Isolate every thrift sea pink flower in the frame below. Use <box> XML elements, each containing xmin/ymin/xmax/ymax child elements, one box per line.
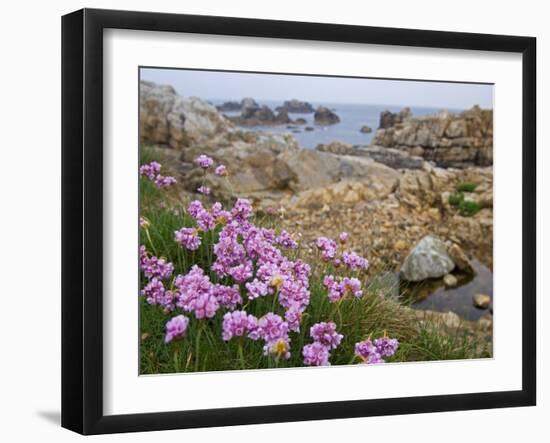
<box><xmin>165</xmin><ymin>315</ymin><xmax>189</xmax><ymax>343</ymax></box>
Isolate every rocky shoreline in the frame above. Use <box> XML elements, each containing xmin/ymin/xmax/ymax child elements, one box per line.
<box><xmin>139</xmin><ymin>80</ymin><xmax>493</xmax><ymax>332</ymax></box>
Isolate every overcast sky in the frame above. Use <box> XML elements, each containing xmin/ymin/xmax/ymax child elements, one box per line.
<box><xmin>140</xmin><ymin>68</ymin><xmax>493</xmax><ymax>109</ymax></box>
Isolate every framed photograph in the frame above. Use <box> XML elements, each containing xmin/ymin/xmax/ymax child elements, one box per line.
<box><xmin>61</xmin><ymin>8</ymin><xmax>536</xmax><ymax>435</ymax></box>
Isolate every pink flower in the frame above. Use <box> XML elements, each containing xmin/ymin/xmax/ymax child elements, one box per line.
<box><xmin>374</xmin><ymin>337</ymin><xmax>399</xmax><ymax>358</ymax></box>
<box><xmin>174</xmin><ymin>227</ymin><xmax>201</xmax><ymax>250</ymax></box>
<box><xmin>222</xmin><ymin>310</ymin><xmax>258</xmax><ymax>341</ymax></box>
<box><xmin>339</xmin><ymin>232</ymin><xmax>349</xmax><ymax>243</ymax></box>
<box><xmin>355</xmin><ymin>339</ymin><xmax>384</xmax><ymax>364</ymax></box>
<box><xmin>197</xmin><ymin>185</ymin><xmax>210</xmax><ymax>195</ymax></box>
<box><xmin>245</xmin><ymin>279</ymin><xmax>269</xmax><ymax>300</ymax></box>
<box><xmin>215</xmin><ymin>164</ymin><xmax>227</xmax><ymax>176</ymax></box>
<box><xmin>303</xmin><ymin>342</ymin><xmax>330</xmax><ymax>366</ymax></box>
<box><xmin>195</xmin><ymin>154</ymin><xmax>214</xmax><ymax>169</ymax></box>
<box><xmin>165</xmin><ymin>315</ymin><xmax>189</xmax><ymax>343</ymax></box>
<box><xmin>154</xmin><ymin>175</ymin><xmax>177</xmax><ymax>188</ymax></box>
<box><xmin>139</xmin><ymin>161</ymin><xmax>161</xmax><ymax>179</ymax></box>
<box><xmin>342</xmin><ymin>251</ymin><xmax>369</xmax><ymax>271</ymax></box>
<box><xmin>213</xmin><ymin>284</ymin><xmax>242</xmax><ymax>310</ymax></box>
<box><xmin>310</xmin><ymin>322</ymin><xmax>343</xmax><ymax>350</ymax></box>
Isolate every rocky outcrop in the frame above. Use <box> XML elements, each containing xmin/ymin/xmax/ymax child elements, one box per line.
<box><xmin>276</xmin><ymin>99</ymin><xmax>314</xmax><ymax>113</ymax></box>
<box><xmin>379</xmin><ymin>107</ymin><xmax>412</xmax><ymax>129</ymax></box>
<box><xmin>227</xmin><ymin>103</ymin><xmax>297</xmax><ymax>126</ymax></box>
<box><xmin>400</xmin><ymin>236</ymin><xmax>455</xmax><ymax>281</ymax></box>
<box><xmin>360</xmin><ymin>125</ymin><xmax>373</xmax><ymax>133</ymax></box>
<box><xmin>314</xmin><ymin>106</ymin><xmax>340</xmax><ymax>125</ymax></box>
<box><xmin>140</xmin><ymin>81</ymin><xmax>233</xmax><ymax>149</ymax></box>
<box><xmin>316</xmin><ymin>142</ymin><xmax>424</xmax><ymax>169</ymax></box>
<box><xmin>372</xmin><ymin>106</ymin><xmax>493</xmax><ymax>168</ymax></box>
<box><xmin>316</xmin><ymin>141</ymin><xmax>356</xmax><ymax>155</ymax></box>
<box><xmin>216</xmin><ymin>100</ymin><xmax>242</xmax><ymax>112</ymax></box>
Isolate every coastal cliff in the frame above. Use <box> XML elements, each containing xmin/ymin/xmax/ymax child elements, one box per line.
<box><xmin>371</xmin><ymin>106</ymin><xmax>493</xmax><ymax>168</ymax></box>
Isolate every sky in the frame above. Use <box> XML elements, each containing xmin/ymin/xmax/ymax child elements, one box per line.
<box><xmin>140</xmin><ymin>68</ymin><xmax>493</xmax><ymax>109</ymax></box>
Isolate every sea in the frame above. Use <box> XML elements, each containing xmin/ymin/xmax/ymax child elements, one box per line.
<box><xmin>211</xmin><ymin>99</ymin><xmax>465</xmax><ymax>149</ymax></box>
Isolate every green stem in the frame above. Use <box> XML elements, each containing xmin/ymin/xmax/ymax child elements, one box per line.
<box><xmin>194</xmin><ymin>325</ymin><xmax>203</xmax><ymax>372</ymax></box>
<box><xmin>238</xmin><ymin>339</ymin><xmax>246</xmax><ymax>370</ymax></box>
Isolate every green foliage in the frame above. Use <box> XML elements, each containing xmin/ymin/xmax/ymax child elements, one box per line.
<box><xmin>448</xmin><ymin>186</ymin><xmax>481</xmax><ymax>217</ymax></box>
<box><xmin>448</xmin><ymin>192</ymin><xmax>464</xmax><ymax>207</ymax></box>
<box><xmin>456</xmin><ymin>182</ymin><xmax>478</xmax><ymax>193</ymax></box>
<box><xmin>458</xmin><ymin>200</ymin><xmax>481</xmax><ymax>217</ymax></box>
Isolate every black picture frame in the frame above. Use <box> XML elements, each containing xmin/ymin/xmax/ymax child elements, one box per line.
<box><xmin>61</xmin><ymin>8</ymin><xmax>537</xmax><ymax>435</ymax></box>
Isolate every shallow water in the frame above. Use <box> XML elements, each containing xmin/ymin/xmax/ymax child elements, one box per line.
<box><xmin>399</xmin><ymin>259</ymin><xmax>493</xmax><ymax>321</ymax></box>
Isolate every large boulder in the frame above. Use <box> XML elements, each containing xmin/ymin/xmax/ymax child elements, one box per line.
<box><xmin>400</xmin><ymin>235</ymin><xmax>455</xmax><ymax>281</ymax></box>
<box><xmin>139</xmin><ymin>81</ymin><xmax>232</xmax><ymax>148</ymax></box>
<box><xmin>314</xmin><ymin>106</ymin><xmax>340</xmax><ymax>125</ymax></box>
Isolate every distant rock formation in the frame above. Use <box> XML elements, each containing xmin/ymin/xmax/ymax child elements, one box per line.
<box><xmin>371</xmin><ymin>106</ymin><xmax>493</xmax><ymax>168</ymax></box>
<box><xmin>379</xmin><ymin>107</ymin><xmax>412</xmax><ymax>129</ymax></box>
<box><xmin>276</xmin><ymin>99</ymin><xmax>314</xmax><ymax>113</ymax></box>
<box><xmin>216</xmin><ymin>100</ymin><xmax>242</xmax><ymax>112</ymax></box>
<box><xmin>314</xmin><ymin>106</ymin><xmax>340</xmax><ymax>125</ymax></box>
<box><xmin>360</xmin><ymin>125</ymin><xmax>372</xmax><ymax>133</ymax></box>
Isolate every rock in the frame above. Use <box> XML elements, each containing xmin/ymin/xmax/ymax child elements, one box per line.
<box><xmin>473</xmin><ymin>293</ymin><xmax>491</xmax><ymax>309</ymax></box>
<box><xmin>356</xmin><ymin>146</ymin><xmax>425</xmax><ymax>169</ymax></box>
<box><xmin>314</xmin><ymin>106</ymin><xmax>340</xmax><ymax>125</ymax></box>
<box><xmin>316</xmin><ymin>144</ymin><xmax>424</xmax><ymax>170</ymax></box>
<box><xmin>139</xmin><ymin>80</ymin><xmax>232</xmax><ymax>148</ymax></box>
<box><xmin>216</xmin><ymin>100</ymin><xmax>241</xmax><ymax>112</ymax></box>
<box><xmin>241</xmin><ymin>97</ymin><xmax>259</xmax><ymax>109</ymax></box>
<box><xmin>400</xmin><ymin>235</ymin><xmax>455</xmax><ymax>281</ymax></box>
<box><xmin>447</xmin><ymin>243</ymin><xmax>475</xmax><ymax>274</ymax></box>
<box><xmin>443</xmin><ymin>273</ymin><xmax>458</xmax><ymax>287</ymax></box>
<box><xmin>305</xmin><ymin>126</ymin><xmax>314</xmax><ymax>131</ymax></box>
<box><xmin>316</xmin><ymin>141</ymin><xmax>355</xmax><ymax>155</ymax></box>
<box><xmin>379</xmin><ymin>107</ymin><xmax>412</xmax><ymax>129</ymax></box>
<box><xmin>276</xmin><ymin>99</ymin><xmax>314</xmax><ymax>113</ymax></box>
<box><xmin>372</xmin><ymin>106</ymin><xmax>493</xmax><ymax>168</ymax></box>
<box><xmin>394</xmin><ymin>239</ymin><xmax>408</xmax><ymax>251</ymax></box>
<box><xmin>241</xmin><ymin>104</ymin><xmax>274</xmax><ymax>121</ymax></box>
<box><xmin>295</xmin><ymin>118</ymin><xmax>307</xmax><ymax>125</ymax></box>
<box><xmin>360</xmin><ymin>125</ymin><xmax>373</xmax><ymax>133</ymax></box>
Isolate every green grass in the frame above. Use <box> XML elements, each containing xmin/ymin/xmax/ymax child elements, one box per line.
<box><xmin>458</xmin><ymin>200</ymin><xmax>481</xmax><ymax>217</ymax></box>
<box><xmin>139</xmin><ymin>147</ymin><xmax>491</xmax><ymax>373</ymax></box>
<box><xmin>448</xmin><ymin>185</ymin><xmax>481</xmax><ymax>217</ymax></box>
<box><xmin>456</xmin><ymin>181</ymin><xmax>479</xmax><ymax>193</ymax></box>
<box><xmin>448</xmin><ymin>192</ymin><xmax>464</xmax><ymax>207</ymax></box>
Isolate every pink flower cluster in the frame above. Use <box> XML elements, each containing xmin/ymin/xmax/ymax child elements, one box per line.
<box><xmin>222</xmin><ymin>310</ymin><xmax>258</xmax><ymax>341</ymax></box>
<box><xmin>139</xmin><ymin>153</ymin><xmax>388</xmax><ymax>370</ymax></box>
<box><xmin>174</xmin><ymin>227</ymin><xmax>201</xmax><ymax>251</ymax></box>
<box><xmin>323</xmin><ymin>275</ymin><xmax>363</xmax><ymax>302</ymax></box>
<box><xmin>302</xmin><ymin>321</ymin><xmax>343</xmax><ymax>366</ymax></box>
<box><xmin>315</xmin><ymin>234</ymin><xmax>369</xmax><ymax>272</ymax></box>
<box><xmin>140</xmin><ymin>246</ymin><xmax>174</xmax><ymax>280</ymax></box>
<box><xmin>139</xmin><ymin>161</ymin><xmax>176</xmax><ymax>188</ymax></box>
<box><xmin>354</xmin><ymin>336</ymin><xmax>399</xmax><ymax>364</ymax></box>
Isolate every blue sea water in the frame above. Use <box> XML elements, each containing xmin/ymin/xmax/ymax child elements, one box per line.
<box><xmin>212</xmin><ymin>99</ymin><xmax>465</xmax><ymax>149</ymax></box>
